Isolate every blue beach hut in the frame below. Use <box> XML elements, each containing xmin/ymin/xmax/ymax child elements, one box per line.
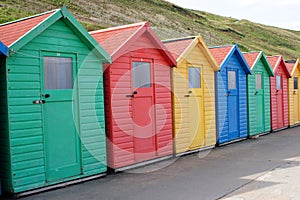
<box><xmin>209</xmin><ymin>44</ymin><xmax>251</xmax><ymax>145</ymax></box>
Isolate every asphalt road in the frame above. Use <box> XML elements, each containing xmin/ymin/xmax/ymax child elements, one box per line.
<box><xmin>17</xmin><ymin>126</ymin><xmax>300</xmax><ymax>200</ymax></box>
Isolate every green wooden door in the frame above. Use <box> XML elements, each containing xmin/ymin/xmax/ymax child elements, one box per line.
<box><xmin>42</xmin><ymin>52</ymin><xmax>81</xmax><ymax>182</ymax></box>
<box><xmin>255</xmin><ymin>73</ymin><xmax>264</xmax><ymax>133</ymax></box>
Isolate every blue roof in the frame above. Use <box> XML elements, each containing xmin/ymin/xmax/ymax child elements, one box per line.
<box><xmin>0</xmin><ymin>41</ymin><xmax>8</xmax><ymax>57</ymax></box>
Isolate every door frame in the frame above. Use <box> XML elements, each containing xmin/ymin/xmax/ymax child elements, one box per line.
<box><xmin>293</xmin><ymin>75</ymin><xmax>300</xmax><ymax>123</ymax></box>
<box><xmin>40</xmin><ymin>50</ymin><xmax>82</xmax><ymax>181</ymax></box>
<box><xmin>227</xmin><ymin>67</ymin><xmax>240</xmax><ymax>139</ymax></box>
<box><xmin>186</xmin><ymin>64</ymin><xmax>205</xmax><ymax>148</ymax></box>
<box><xmin>255</xmin><ymin>71</ymin><xmax>265</xmax><ymax>132</ymax></box>
<box><xmin>130</xmin><ymin>57</ymin><xmax>157</xmax><ymax>159</ymax></box>
<box><xmin>275</xmin><ymin>73</ymin><xmax>284</xmax><ymax>127</ymax></box>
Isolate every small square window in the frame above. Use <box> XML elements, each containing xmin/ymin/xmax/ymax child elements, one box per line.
<box><xmin>44</xmin><ymin>57</ymin><xmax>73</xmax><ymax>90</ymax></box>
<box><xmin>294</xmin><ymin>77</ymin><xmax>298</xmax><ymax>90</ymax></box>
<box><xmin>132</xmin><ymin>62</ymin><xmax>151</xmax><ymax>88</ymax></box>
<box><xmin>188</xmin><ymin>67</ymin><xmax>201</xmax><ymax>88</ymax></box>
<box><xmin>228</xmin><ymin>70</ymin><xmax>236</xmax><ymax>89</ymax></box>
<box><xmin>276</xmin><ymin>76</ymin><xmax>281</xmax><ymax>90</ymax></box>
<box><xmin>256</xmin><ymin>74</ymin><xmax>262</xmax><ymax>90</ymax></box>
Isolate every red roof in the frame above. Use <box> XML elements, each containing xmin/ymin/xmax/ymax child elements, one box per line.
<box><xmin>90</xmin><ymin>22</ymin><xmax>146</xmax><ymax>56</ymax></box>
<box><xmin>266</xmin><ymin>56</ymin><xmax>281</xmax><ymax>70</ymax></box>
<box><xmin>0</xmin><ymin>11</ymin><xmax>55</xmax><ymax>47</ymax></box>
<box><xmin>243</xmin><ymin>52</ymin><xmax>260</xmax><ymax>69</ymax></box>
<box><xmin>163</xmin><ymin>37</ymin><xmax>194</xmax><ymax>60</ymax></box>
<box><xmin>285</xmin><ymin>62</ymin><xmax>296</xmax><ymax>73</ymax></box>
<box><xmin>209</xmin><ymin>45</ymin><xmax>233</xmax><ymax>66</ymax></box>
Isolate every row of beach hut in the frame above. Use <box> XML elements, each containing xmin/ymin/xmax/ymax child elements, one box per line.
<box><xmin>0</xmin><ymin>6</ymin><xmax>299</xmax><ymax>195</ymax></box>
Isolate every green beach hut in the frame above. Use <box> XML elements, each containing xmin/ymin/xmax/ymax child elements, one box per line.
<box><xmin>0</xmin><ymin>7</ymin><xmax>111</xmax><ymax>195</ymax></box>
<box><xmin>243</xmin><ymin>51</ymin><xmax>274</xmax><ymax>136</ymax></box>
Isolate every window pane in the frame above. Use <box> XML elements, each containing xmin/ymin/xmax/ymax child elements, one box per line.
<box><xmin>188</xmin><ymin>67</ymin><xmax>201</xmax><ymax>88</ymax></box>
<box><xmin>228</xmin><ymin>71</ymin><xmax>236</xmax><ymax>89</ymax></box>
<box><xmin>276</xmin><ymin>75</ymin><xmax>281</xmax><ymax>90</ymax></box>
<box><xmin>44</xmin><ymin>57</ymin><xmax>73</xmax><ymax>90</ymax></box>
<box><xmin>294</xmin><ymin>77</ymin><xmax>298</xmax><ymax>90</ymax></box>
<box><xmin>132</xmin><ymin>62</ymin><xmax>151</xmax><ymax>88</ymax></box>
<box><xmin>256</xmin><ymin>74</ymin><xmax>262</xmax><ymax>89</ymax></box>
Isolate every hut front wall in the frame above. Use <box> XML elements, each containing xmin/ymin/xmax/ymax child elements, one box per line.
<box><xmin>288</xmin><ymin>65</ymin><xmax>300</xmax><ymax>126</ymax></box>
<box><xmin>4</xmin><ymin>19</ymin><xmax>106</xmax><ymax>193</ymax></box>
<box><xmin>106</xmin><ymin>33</ymin><xmax>173</xmax><ymax>169</ymax></box>
<box><xmin>172</xmin><ymin>44</ymin><xmax>216</xmax><ymax>154</ymax></box>
<box><xmin>270</xmin><ymin>64</ymin><xmax>289</xmax><ymax>130</ymax></box>
<box><xmin>216</xmin><ymin>51</ymin><xmax>248</xmax><ymax>144</ymax></box>
<box><xmin>247</xmin><ymin>59</ymin><xmax>271</xmax><ymax>136</ymax></box>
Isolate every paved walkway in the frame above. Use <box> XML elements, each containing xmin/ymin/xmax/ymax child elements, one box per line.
<box><xmin>15</xmin><ymin>126</ymin><xmax>300</xmax><ymax>200</ymax></box>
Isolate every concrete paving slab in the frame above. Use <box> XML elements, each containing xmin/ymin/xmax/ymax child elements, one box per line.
<box><xmin>6</xmin><ymin>126</ymin><xmax>300</xmax><ymax>200</ymax></box>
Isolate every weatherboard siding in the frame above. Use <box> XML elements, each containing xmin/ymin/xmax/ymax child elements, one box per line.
<box><xmin>106</xmin><ymin>33</ymin><xmax>173</xmax><ymax>169</ymax></box>
<box><xmin>270</xmin><ymin>63</ymin><xmax>289</xmax><ymax>131</ymax></box>
<box><xmin>172</xmin><ymin>44</ymin><xmax>216</xmax><ymax>154</ymax></box>
<box><xmin>288</xmin><ymin>66</ymin><xmax>300</xmax><ymax>126</ymax></box>
<box><xmin>216</xmin><ymin>52</ymin><xmax>248</xmax><ymax>144</ymax></box>
<box><xmin>5</xmin><ymin>19</ymin><xmax>106</xmax><ymax>193</ymax></box>
<box><xmin>0</xmin><ymin>57</ymin><xmax>13</xmax><ymax>192</ymax></box>
<box><xmin>247</xmin><ymin>59</ymin><xmax>271</xmax><ymax>136</ymax></box>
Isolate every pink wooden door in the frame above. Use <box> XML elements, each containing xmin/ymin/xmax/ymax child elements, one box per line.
<box><xmin>276</xmin><ymin>75</ymin><xmax>284</xmax><ymax>128</ymax></box>
<box><xmin>131</xmin><ymin>59</ymin><xmax>156</xmax><ymax>162</ymax></box>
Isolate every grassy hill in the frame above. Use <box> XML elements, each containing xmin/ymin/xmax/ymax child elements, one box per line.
<box><xmin>1</xmin><ymin>0</ymin><xmax>299</xmax><ymax>59</ymax></box>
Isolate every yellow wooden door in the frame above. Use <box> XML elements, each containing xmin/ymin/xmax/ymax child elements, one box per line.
<box><xmin>293</xmin><ymin>75</ymin><xmax>300</xmax><ymax>124</ymax></box>
<box><xmin>187</xmin><ymin>66</ymin><xmax>204</xmax><ymax>150</ymax></box>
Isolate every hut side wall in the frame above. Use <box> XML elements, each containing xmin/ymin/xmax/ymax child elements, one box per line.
<box><xmin>0</xmin><ymin>57</ymin><xmax>13</xmax><ymax>192</ymax></box>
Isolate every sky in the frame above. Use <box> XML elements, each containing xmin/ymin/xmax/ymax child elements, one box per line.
<box><xmin>166</xmin><ymin>0</ymin><xmax>300</xmax><ymax>30</ymax></box>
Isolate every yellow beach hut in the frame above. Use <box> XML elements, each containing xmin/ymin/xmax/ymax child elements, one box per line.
<box><xmin>286</xmin><ymin>59</ymin><xmax>300</xmax><ymax>126</ymax></box>
<box><xmin>163</xmin><ymin>35</ymin><xmax>219</xmax><ymax>155</ymax></box>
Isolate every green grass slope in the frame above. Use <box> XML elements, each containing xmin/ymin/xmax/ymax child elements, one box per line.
<box><xmin>1</xmin><ymin>0</ymin><xmax>299</xmax><ymax>58</ymax></box>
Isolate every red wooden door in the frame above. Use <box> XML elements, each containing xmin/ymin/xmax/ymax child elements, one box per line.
<box><xmin>276</xmin><ymin>75</ymin><xmax>284</xmax><ymax>128</ymax></box>
<box><xmin>131</xmin><ymin>59</ymin><xmax>156</xmax><ymax>162</ymax></box>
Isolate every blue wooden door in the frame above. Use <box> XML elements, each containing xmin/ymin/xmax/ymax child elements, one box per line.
<box><xmin>227</xmin><ymin>69</ymin><xmax>239</xmax><ymax>140</ymax></box>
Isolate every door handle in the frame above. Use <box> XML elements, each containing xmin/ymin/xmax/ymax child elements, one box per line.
<box><xmin>255</xmin><ymin>91</ymin><xmax>258</xmax><ymax>95</ymax></box>
<box><xmin>184</xmin><ymin>94</ymin><xmax>190</xmax><ymax>97</ymax></box>
<box><xmin>126</xmin><ymin>91</ymin><xmax>138</xmax><ymax>98</ymax></box>
<box><xmin>32</xmin><ymin>100</ymin><xmax>45</xmax><ymax>104</ymax></box>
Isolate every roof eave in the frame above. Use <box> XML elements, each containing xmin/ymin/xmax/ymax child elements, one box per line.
<box><xmin>175</xmin><ymin>37</ymin><xmax>197</xmax><ymax>65</ymax></box>
<box><xmin>60</xmin><ymin>6</ymin><xmax>111</xmax><ymax>63</ymax></box>
<box><xmin>197</xmin><ymin>35</ymin><xmax>219</xmax><ymax>71</ymax></box>
<box><xmin>146</xmin><ymin>26</ymin><xmax>177</xmax><ymax>67</ymax></box>
<box><xmin>290</xmin><ymin>59</ymin><xmax>300</xmax><ymax>75</ymax></box>
<box><xmin>8</xmin><ymin>9</ymin><xmax>61</xmax><ymax>52</ymax></box>
<box><xmin>252</xmin><ymin>51</ymin><xmax>274</xmax><ymax>76</ymax></box>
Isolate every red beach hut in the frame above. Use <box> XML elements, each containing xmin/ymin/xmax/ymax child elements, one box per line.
<box><xmin>90</xmin><ymin>22</ymin><xmax>176</xmax><ymax>171</ymax></box>
<box><xmin>267</xmin><ymin>56</ymin><xmax>291</xmax><ymax>131</ymax></box>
